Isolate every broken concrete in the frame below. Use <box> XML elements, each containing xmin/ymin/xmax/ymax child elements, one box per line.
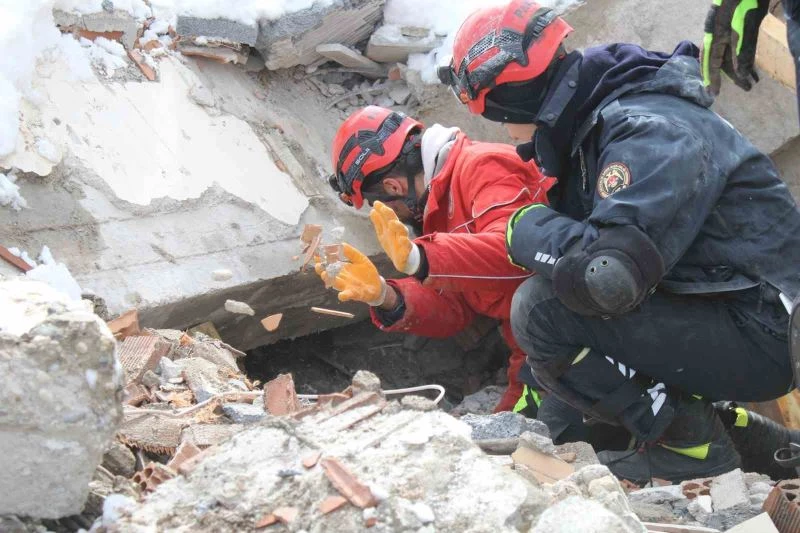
<box><xmin>256</xmin><ymin>0</ymin><xmax>385</xmax><ymax>70</ymax></box>
<box><xmin>366</xmin><ymin>24</ymin><xmax>442</xmax><ymax>63</ymax></box>
<box><xmin>316</xmin><ymin>43</ymin><xmax>386</xmax><ymax>78</ymax></box>
<box><xmin>53</xmin><ymin>8</ymin><xmax>140</xmax><ymax>50</ymax></box>
<box><xmin>176</xmin><ymin>16</ymin><xmax>258</xmax><ymax>45</ymax></box>
<box><xmin>0</xmin><ymin>279</ymin><xmax>122</xmax><ymax>518</ymax></box>
<box><xmin>462</xmin><ymin>411</ymin><xmax>550</xmax><ymax>441</ymax></box>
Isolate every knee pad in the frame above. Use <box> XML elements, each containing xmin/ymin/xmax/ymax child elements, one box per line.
<box><xmin>553</xmin><ymin>225</ymin><xmax>665</xmax><ymax>316</ymax></box>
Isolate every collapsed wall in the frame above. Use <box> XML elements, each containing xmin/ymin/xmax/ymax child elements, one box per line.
<box><xmin>0</xmin><ymin>279</ymin><xmax>122</xmax><ymax>518</ymax></box>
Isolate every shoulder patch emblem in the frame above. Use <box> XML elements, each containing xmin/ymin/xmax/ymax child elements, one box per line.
<box><xmin>597</xmin><ymin>162</ymin><xmax>631</xmax><ymax>199</ymax></box>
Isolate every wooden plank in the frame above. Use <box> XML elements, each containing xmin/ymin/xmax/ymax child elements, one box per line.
<box><xmin>311</xmin><ymin>307</ymin><xmax>355</xmax><ymax>319</ymax></box>
<box><xmin>755</xmin><ymin>13</ymin><xmax>797</xmax><ymax>90</ymax></box>
<box><xmin>0</xmin><ymin>244</ymin><xmax>33</xmax><ymax>272</ymax></box>
<box><xmin>746</xmin><ymin>389</ymin><xmax>800</xmax><ymax>430</ymax></box>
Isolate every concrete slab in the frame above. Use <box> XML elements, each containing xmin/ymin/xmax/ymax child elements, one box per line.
<box><xmin>316</xmin><ymin>43</ymin><xmax>386</xmax><ymax>78</ymax></box>
<box><xmin>563</xmin><ymin>0</ymin><xmax>799</xmax><ymax>155</ymax></box>
<box><xmin>176</xmin><ymin>16</ymin><xmax>258</xmax><ymax>45</ymax></box>
<box><xmin>0</xmin><ymin>53</ymin><xmax>386</xmax><ymax>350</ymax></box>
<box><xmin>256</xmin><ymin>0</ymin><xmax>385</xmax><ymax>70</ymax></box>
<box><xmin>366</xmin><ymin>24</ymin><xmax>442</xmax><ymax>63</ymax></box>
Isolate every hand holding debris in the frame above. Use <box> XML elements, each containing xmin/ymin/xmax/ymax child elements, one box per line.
<box><xmin>369</xmin><ymin>201</ymin><xmax>420</xmax><ymax>275</ymax></box>
<box><xmin>315</xmin><ymin>243</ymin><xmax>387</xmax><ymax>306</ymax></box>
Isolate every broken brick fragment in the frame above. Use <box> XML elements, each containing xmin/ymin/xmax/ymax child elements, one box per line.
<box><xmin>319</xmin><ymin>495</ymin><xmax>348</xmax><ymax>515</ymax></box>
<box><xmin>261</xmin><ymin>314</ymin><xmax>283</xmax><ymax>332</ymax></box>
<box><xmin>263</xmin><ymin>373</ymin><xmax>301</xmax><ymax>416</ymax></box>
<box><xmin>302</xmin><ymin>451</ymin><xmax>322</xmax><ymax>469</ymax></box>
<box><xmin>316</xmin><ymin>393</ymin><xmax>351</xmax><ymax>407</ymax></box>
<box><xmin>764</xmin><ymin>484</ymin><xmax>800</xmax><ymax>532</ymax></box>
<box><xmin>118</xmin><ymin>336</ymin><xmax>170</xmax><ymax>385</ymax></box>
<box><xmin>255</xmin><ymin>513</ymin><xmax>277</xmax><ymax>528</ymax></box>
<box><xmin>106</xmin><ymin>309</ymin><xmax>140</xmax><ymax>340</ymax></box>
<box><xmin>131</xmin><ymin>462</ymin><xmax>176</xmax><ymax>492</ymax></box>
<box><xmin>167</xmin><ymin>441</ymin><xmax>201</xmax><ymax>472</ymax></box>
<box><xmin>510</xmin><ymin>447</ymin><xmax>574</xmax><ymax>484</ymax></box>
<box><xmin>301</xmin><ymin>234</ymin><xmax>322</xmax><ymax>272</ymax></box>
<box><xmin>301</xmin><ymin>224</ymin><xmax>323</xmax><ymax>244</ymax></box>
<box><xmin>320</xmin><ymin>457</ymin><xmax>376</xmax><ymax>508</ymax></box>
<box><xmin>123</xmin><ymin>383</ymin><xmax>150</xmax><ymax>406</ymax></box>
<box><xmin>127</xmin><ymin>50</ymin><xmax>156</xmax><ymax>81</ymax></box>
<box><xmin>177</xmin><ymin>445</ymin><xmax>219</xmax><ymax>476</ymax></box>
<box><xmin>273</xmin><ymin>506</ymin><xmax>299</xmax><ymax>524</ymax></box>
<box><xmin>365</xmin><ymin>517</ymin><xmax>377</xmax><ymax>527</ymax></box>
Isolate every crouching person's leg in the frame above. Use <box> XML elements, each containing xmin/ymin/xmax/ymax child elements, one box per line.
<box><xmin>510</xmin><ymin>276</ymin><xmax>741</xmax><ymax>483</ymax></box>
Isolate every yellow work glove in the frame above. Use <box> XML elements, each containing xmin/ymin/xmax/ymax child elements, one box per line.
<box><xmin>314</xmin><ymin>243</ymin><xmax>387</xmax><ymax>306</ymax></box>
<box><xmin>369</xmin><ymin>201</ymin><xmax>421</xmax><ymax>275</ymax></box>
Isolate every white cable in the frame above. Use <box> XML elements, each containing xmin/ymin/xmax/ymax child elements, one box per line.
<box><xmin>298</xmin><ymin>384</ymin><xmax>446</xmax><ymax>405</ymax></box>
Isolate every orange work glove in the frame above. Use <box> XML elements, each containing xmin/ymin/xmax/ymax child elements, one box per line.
<box><xmin>369</xmin><ymin>201</ymin><xmax>420</xmax><ymax>275</ymax></box>
<box><xmin>315</xmin><ymin>243</ymin><xmax>387</xmax><ymax>306</ymax></box>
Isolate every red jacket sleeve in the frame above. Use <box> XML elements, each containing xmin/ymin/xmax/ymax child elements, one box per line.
<box><xmin>369</xmin><ymin>277</ymin><xmax>476</xmax><ymax>337</ymax></box>
<box><xmin>417</xmin><ymin>171</ymin><xmax>553</xmax><ymax>293</ymax></box>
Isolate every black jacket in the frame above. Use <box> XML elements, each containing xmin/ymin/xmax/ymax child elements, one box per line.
<box><xmin>508</xmin><ymin>53</ymin><xmax>800</xmax><ymax>302</ymax></box>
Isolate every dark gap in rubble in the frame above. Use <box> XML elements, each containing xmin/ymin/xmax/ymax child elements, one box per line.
<box><xmin>245</xmin><ymin>318</ymin><xmax>510</xmax><ymax>409</ymax></box>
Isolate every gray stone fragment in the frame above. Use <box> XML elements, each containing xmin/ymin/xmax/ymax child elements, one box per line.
<box><xmin>400</xmin><ymin>395</ymin><xmax>438</xmax><ymax>411</ymax></box>
<box><xmin>189</xmin><ymin>83</ymin><xmax>216</xmax><ymax>108</ymax></box>
<box><xmin>351</xmin><ymin>369</ymin><xmax>382</xmax><ymax>395</ymax></box>
<box><xmin>0</xmin><ymin>279</ymin><xmax>122</xmax><ymax>518</ymax></box>
<box><xmin>461</xmin><ymin>411</ymin><xmax>550</xmax><ymax>441</ymax></box>
<box><xmin>102</xmin><ymin>441</ymin><xmax>136</xmax><ymax>478</ymax></box>
<box><xmin>710</xmin><ymin>468</ymin><xmax>748</xmax><ymax>511</ymax></box>
<box><xmin>532</xmin><ymin>496</ymin><xmax>643</xmax><ymax>533</ymax></box>
<box><xmin>687</xmin><ymin>494</ymin><xmax>713</xmax><ymax>522</ymax></box>
<box><xmin>141</xmin><ymin>370</ymin><xmax>160</xmax><ymax>389</ymax></box>
<box><xmin>176</xmin><ymin>16</ymin><xmax>258</xmax><ymax>45</ymax></box>
<box><xmin>366</xmin><ymin>24</ymin><xmax>442</xmax><ymax>63</ymax></box>
<box><xmin>628</xmin><ymin>484</ymin><xmax>686</xmax><ymax>506</ymax></box>
<box><xmin>518</xmin><ymin>430</ymin><xmax>557</xmax><ymax>455</ymax></box>
<box><xmin>222</xmin><ymin>402</ymin><xmax>265</xmax><ymax>424</ymax></box>
<box><xmin>554</xmin><ymin>440</ymin><xmax>600</xmax><ymax>469</ymax></box>
<box><xmin>179</xmin><ymin>357</ymin><xmax>234</xmax><ymax>403</ymax></box>
<box><xmin>389</xmin><ymin>84</ymin><xmax>411</xmax><ymax>105</ymax></box>
<box><xmin>81</xmin><ymin>10</ymin><xmax>140</xmax><ymax>50</ymax></box>
<box><xmin>450</xmin><ymin>385</ymin><xmax>504</xmax><ymax>416</ymax></box>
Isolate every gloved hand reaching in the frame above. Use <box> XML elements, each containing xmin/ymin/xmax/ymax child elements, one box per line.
<box><xmin>702</xmin><ymin>0</ymin><xmax>771</xmax><ymax>94</ymax></box>
<box><xmin>369</xmin><ymin>201</ymin><xmax>421</xmax><ymax>275</ymax></box>
<box><xmin>315</xmin><ymin>243</ymin><xmax>388</xmax><ymax>306</ymax></box>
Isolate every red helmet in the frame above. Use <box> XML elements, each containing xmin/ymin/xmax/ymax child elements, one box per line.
<box><xmin>440</xmin><ymin>0</ymin><xmax>573</xmax><ymax>115</ymax></box>
<box><xmin>329</xmin><ymin>106</ymin><xmax>423</xmax><ymax>209</ymax></box>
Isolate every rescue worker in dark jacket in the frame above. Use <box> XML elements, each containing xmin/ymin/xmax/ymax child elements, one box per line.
<box><xmin>440</xmin><ymin>0</ymin><xmax>800</xmax><ymax>482</ymax></box>
<box><xmin>702</xmin><ymin>0</ymin><xmax>800</xmax><ymax>125</ymax></box>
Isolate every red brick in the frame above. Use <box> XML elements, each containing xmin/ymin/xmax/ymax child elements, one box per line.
<box><xmin>263</xmin><ymin>373</ymin><xmax>301</xmax><ymax>416</ymax></box>
<box><xmin>118</xmin><ymin>335</ymin><xmax>169</xmax><ymax>385</ymax></box>
<box><xmin>319</xmin><ymin>495</ymin><xmax>348</xmax><ymax>514</ymax></box>
<box><xmin>107</xmin><ymin>309</ymin><xmax>140</xmax><ymax>340</ymax></box>
<box><xmin>167</xmin><ymin>441</ymin><xmax>201</xmax><ymax>472</ymax></box>
<box><xmin>302</xmin><ymin>451</ymin><xmax>322</xmax><ymax>469</ymax></box>
<box><xmin>273</xmin><ymin>507</ymin><xmax>298</xmax><ymax>524</ymax></box>
<box><xmin>320</xmin><ymin>457</ymin><xmax>376</xmax><ymax>509</ymax></box>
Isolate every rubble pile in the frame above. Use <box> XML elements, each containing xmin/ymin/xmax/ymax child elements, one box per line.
<box><xmin>108</xmin><ymin>372</ymin><xmax>651</xmax><ymax>533</ymax></box>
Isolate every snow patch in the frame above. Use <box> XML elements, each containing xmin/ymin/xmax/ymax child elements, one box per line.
<box><xmin>85</xmin><ymin>368</ymin><xmax>98</xmax><ymax>389</ymax></box>
<box><xmin>0</xmin><ymin>172</ymin><xmax>28</xmax><ymax>211</ymax></box>
<box><xmin>148</xmin><ymin>0</ymin><xmax>335</xmax><ymax>26</ymax></box>
<box><xmin>35</xmin><ymin>137</ymin><xmax>60</xmax><ymax>163</ymax></box>
<box><xmin>0</xmin><ymin>2</ymin><xmax>93</xmax><ymax>158</ymax></box>
<box><xmin>27</xmin><ymin>263</ymin><xmax>83</xmax><ymax>301</ymax></box>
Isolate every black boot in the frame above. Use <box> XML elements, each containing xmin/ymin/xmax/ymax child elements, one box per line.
<box><xmin>715</xmin><ymin>401</ymin><xmax>800</xmax><ymax>479</ymax></box>
<box><xmin>598</xmin><ymin>398</ymin><xmax>741</xmax><ymax>484</ymax></box>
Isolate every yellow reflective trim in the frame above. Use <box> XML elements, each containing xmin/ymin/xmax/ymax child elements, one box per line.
<box><xmin>513</xmin><ymin>386</ymin><xmax>530</xmax><ymax>413</ymax></box>
<box><xmin>572</xmin><ymin>347</ymin><xmax>591</xmax><ymax>365</ymax></box>
<box><xmin>661</xmin><ymin>442</ymin><xmax>711</xmax><ymax>460</ymax></box>
<box><xmin>692</xmin><ymin>394</ymin><xmax>703</xmax><ymax>400</ymax></box>
<box><xmin>702</xmin><ymin>32</ymin><xmax>714</xmax><ymax>86</ymax></box>
<box><xmin>734</xmin><ymin>407</ymin><xmax>749</xmax><ymax>427</ymax></box>
<box><xmin>732</xmin><ymin>0</ymin><xmax>758</xmax><ymax>55</ymax></box>
<box><xmin>530</xmin><ymin>387</ymin><xmax>542</xmax><ymax>408</ymax></box>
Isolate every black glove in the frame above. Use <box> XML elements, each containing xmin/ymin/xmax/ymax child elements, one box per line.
<box><xmin>702</xmin><ymin>0</ymin><xmax>772</xmax><ymax>94</ymax></box>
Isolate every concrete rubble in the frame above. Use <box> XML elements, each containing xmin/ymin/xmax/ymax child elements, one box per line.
<box><xmin>0</xmin><ymin>279</ymin><xmax>122</xmax><ymax>518</ymax></box>
<box><xmin>105</xmin><ymin>371</ymin><xmax>652</xmax><ymax>533</ymax></box>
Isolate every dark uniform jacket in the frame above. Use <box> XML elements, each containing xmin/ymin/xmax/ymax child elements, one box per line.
<box><xmin>508</xmin><ymin>51</ymin><xmax>800</xmax><ymax>308</ymax></box>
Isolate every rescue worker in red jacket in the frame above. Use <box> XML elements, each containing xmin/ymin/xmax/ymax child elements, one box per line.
<box><xmin>317</xmin><ymin>105</ymin><xmax>554</xmax><ymax>413</ymax></box>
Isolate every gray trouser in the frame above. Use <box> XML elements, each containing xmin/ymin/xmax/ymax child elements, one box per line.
<box><xmin>511</xmin><ymin>276</ymin><xmax>791</xmax><ymax>440</ymax></box>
